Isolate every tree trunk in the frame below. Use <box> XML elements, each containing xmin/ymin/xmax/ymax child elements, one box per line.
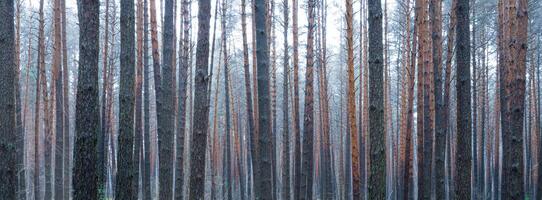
<box><xmin>292</xmin><ymin>0</ymin><xmax>302</xmax><ymax>197</ymax></box>
<box><xmin>116</xmin><ymin>0</ymin><xmax>136</xmax><ymax>198</ymax></box>
<box><xmin>345</xmin><ymin>0</ymin><xmax>360</xmax><ymax>199</ymax></box>
<box><xmin>189</xmin><ymin>0</ymin><xmax>211</xmax><ymax>197</ymax></box>
<box><xmin>455</xmin><ymin>0</ymin><xmax>472</xmax><ymax>195</ymax></box>
<box><xmin>61</xmin><ymin>0</ymin><xmax>71</xmax><ymax>198</ymax></box>
<box><xmin>158</xmin><ymin>0</ymin><xmax>176</xmax><ymax>198</ymax></box>
<box><xmin>281</xmin><ymin>0</ymin><xmax>290</xmax><ymax>198</ymax></box>
<box><xmin>0</xmin><ymin>0</ymin><xmax>17</xmax><ymax>198</ymax></box>
<box><xmin>74</xmin><ymin>0</ymin><xmax>100</xmax><ymax>199</ymax></box>
<box><xmin>499</xmin><ymin>0</ymin><xmax>527</xmax><ymax>197</ymax></box>
<box><xmin>52</xmin><ymin>0</ymin><xmax>64</xmax><ymax>197</ymax></box>
<box><xmin>368</xmin><ymin>0</ymin><xmax>385</xmax><ymax>197</ymax></box>
<box><xmin>175</xmin><ymin>0</ymin><xmax>190</xmax><ymax>197</ymax></box>
<box><xmin>143</xmin><ymin>0</ymin><xmax>152</xmax><ymax>198</ymax></box>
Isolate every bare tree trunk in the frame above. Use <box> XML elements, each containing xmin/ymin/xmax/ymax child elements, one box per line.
<box><xmin>74</xmin><ymin>0</ymin><xmax>100</xmax><ymax>199</ymax></box>
<box><xmin>368</xmin><ymin>0</ymin><xmax>385</xmax><ymax>196</ymax></box>
<box><xmin>189</xmin><ymin>0</ymin><xmax>212</xmax><ymax>196</ymax></box>
<box><xmin>345</xmin><ymin>0</ymin><xmax>360</xmax><ymax>199</ymax></box>
<box><xmin>292</xmin><ymin>0</ymin><xmax>302</xmax><ymax>196</ymax></box>
<box><xmin>281</xmin><ymin>0</ymin><xmax>290</xmax><ymax>198</ymax></box>
<box><xmin>35</xmin><ymin>1</ymin><xmax>45</xmax><ymax>198</ymax></box>
<box><xmin>455</xmin><ymin>0</ymin><xmax>472</xmax><ymax>195</ymax></box>
<box><xmin>0</xmin><ymin>0</ymin><xmax>17</xmax><ymax>198</ymax></box>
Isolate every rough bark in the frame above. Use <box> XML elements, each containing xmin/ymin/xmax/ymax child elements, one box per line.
<box><xmin>368</xmin><ymin>0</ymin><xmax>385</xmax><ymax>197</ymax></box>
<box><xmin>0</xmin><ymin>0</ymin><xmax>17</xmax><ymax>198</ymax></box>
<box><xmin>74</xmin><ymin>0</ymin><xmax>100</xmax><ymax>199</ymax></box>
<box><xmin>189</xmin><ymin>0</ymin><xmax>211</xmax><ymax>196</ymax></box>
<box><xmin>253</xmin><ymin>0</ymin><xmax>273</xmax><ymax>198</ymax></box>
<box><xmin>221</xmin><ymin>1</ymin><xmax>233</xmax><ymax>198</ymax></box>
<box><xmin>116</xmin><ymin>0</ymin><xmax>136</xmax><ymax>198</ymax></box>
<box><xmin>346</xmin><ymin>0</ymin><xmax>360</xmax><ymax>198</ymax></box>
<box><xmin>175</xmin><ymin>0</ymin><xmax>190</xmax><ymax>198</ymax></box>
<box><xmin>455</xmin><ymin>0</ymin><xmax>472</xmax><ymax>196</ymax></box>
<box><xmin>499</xmin><ymin>0</ymin><xmax>527</xmax><ymax>197</ymax></box>
<box><xmin>158</xmin><ymin>0</ymin><xmax>176</xmax><ymax>198</ymax></box>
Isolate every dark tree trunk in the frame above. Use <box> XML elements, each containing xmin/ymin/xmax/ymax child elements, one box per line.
<box><xmin>221</xmin><ymin>0</ymin><xmax>233</xmax><ymax>198</ymax></box>
<box><xmin>53</xmin><ymin>0</ymin><xmax>64</xmax><ymax>197</ymax></box>
<box><xmin>175</xmin><ymin>0</ymin><xmax>190</xmax><ymax>198</ymax></box>
<box><xmin>292</xmin><ymin>0</ymin><xmax>302</xmax><ymax>197</ymax></box>
<box><xmin>61</xmin><ymin>0</ymin><xmax>71</xmax><ymax>198</ymax></box>
<box><xmin>281</xmin><ymin>0</ymin><xmax>290</xmax><ymax>198</ymax></box>
<box><xmin>300</xmin><ymin>0</ymin><xmax>315</xmax><ymax>198</ymax></box>
<box><xmin>254</xmin><ymin>0</ymin><xmax>273</xmax><ymax>198</ymax></box>
<box><xmin>368</xmin><ymin>0</ymin><xmax>385</xmax><ymax>197</ymax></box>
<box><xmin>431</xmin><ymin>0</ymin><xmax>445</xmax><ymax>197</ymax></box>
<box><xmin>116</xmin><ymin>0</ymin><xmax>136</xmax><ymax>198</ymax></box>
<box><xmin>454</xmin><ymin>0</ymin><xmax>472</xmax><ymax>196</ymax></box>
<box><xmin>74</xmin><ymin>0</ymin><xmax>100</xmax><ymax>199</ymax></box>
<box><xmin>159</xmin><ymin>0</ymin><xmax>176</xmax><ymax>198</ymax></box>
<box><xmin>189</xmin><ymin>0</ymin><xmax>211</xmax><ymax>197</ymax></box>
<box><xmin>143</xmin><ymin>0</ymin><xmax>152</xmax><ymax>198</ymax></box>
<box><xmin>0</xmin><ymin>0</ymin><xmax>17</xmax><ymax>198</ymax></box>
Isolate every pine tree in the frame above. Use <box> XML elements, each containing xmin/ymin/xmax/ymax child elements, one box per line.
<box><xmin>455</xmin><ymin>0</ymin><xmax>472</xmax><ymax>195</ymax></box>
<box><xmin>74</xmin><ymin>0</ymin><xmax>100</xmax><ymax>199</ymax></box>
<box><xmin>0</xmin><ymin>0</ymin><xmax>17</xmax><ymax>198</ymax></box>
<box><xmin>368</xmin><ymin>0</ymin><xmax>385</xmax><ymax>197</ymax></box>
<box><xmin>189</xmin><ymin>0</ymin><xmax>212</xmax><ymax>197</ymax></box>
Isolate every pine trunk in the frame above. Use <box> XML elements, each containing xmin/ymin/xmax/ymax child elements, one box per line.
<box><xmin>74</xmin><ymin>0</ymin><xmax>100</xmax><ymax>199</ymax></box>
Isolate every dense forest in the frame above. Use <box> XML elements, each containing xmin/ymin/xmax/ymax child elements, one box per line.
<box><xmin>0</xmin><ymin>0</ymin><xmax>541</xmax><ymax>199</ymax></box>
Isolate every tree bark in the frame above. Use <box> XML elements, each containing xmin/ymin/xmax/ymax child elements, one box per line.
<box><xmin>455</xmin><ymin>0</ymin><xmax>472</xmax><ymax>195</ymax></box>
<box><xmin>0</xmin><ymin>0</ymin><xmax>17</xmax><ymax>198</ymax></box>
<box><xmin>368</xmin><ymin>0</ymin><xmax>385</xmax><ymax>197</ymax></box>
<box><xmin>189</xmin><ymin>0</ymin><xmax>211</xmax><ymax>197</ymax></box>
<box><xmin>74</xmin><ymin>0</ymin><xmax>100</xmax><ymax>199</ymax></box>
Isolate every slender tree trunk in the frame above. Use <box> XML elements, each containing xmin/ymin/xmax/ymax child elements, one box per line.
<box><xmin>189</xmin><ymin>0</ymin><xmax>211</xmax><ymax>196</ymax></box>
<box><xmin>116</xmin><ymin>0</ymin><xmax>136</xmax><ymax>198</ymax></box>
<box><xmin>431</xmin><ymin>0</ymin><xmax>445</xmax><ymax>196</ymax></box>
<box><xmin>135</xmin><ymin>0</ymin><xmax>145</xmax><ymax>197</ymax></box>
<box><xmin>61</xmin><ymin>0</ymin><xmax>70</xmax><ymax>198</ymax></box>
<box><xmin>142</xmin><ymin>0</ymin><xmax>152</xmax><ymax>198</ymax></box>
<box><xmin>281</xmin><ymin>0</ymin><xmax>290</xmax><ymax>198</ymax></box>
<box><xmin>292</xmin><ymin>0</ymin><xmax>302</xmax><ymax>196</ymax></box>
<box><xmin>221</xmin><ymin>0</ymin><xmax>233</xmax><ymax>198</ymax></box>
<box><xmin>345</xmin><ymin>0</ymin><xmax>360</xmax><ymax>198</ymax></box>
<box><xmin>52</xmin><ymin>0</ymin><xmax>64</xmax><ymax>197</ymax></box>
<box><xmin>455</xmin><ymin>0</ymin><xmax>472</xmax><ymax>195</ymax></box>
<box><xmin>0</xmin><ymin>0</ymin><xmax>17</xmax><ymax>198</ymax></box>
<box><xmin>158</xmin><ymin>0</ymin><xmax>176</xmax><ymax>198</ymax></box>
<box><xmin>175</xmin><ymin>0</ymin><xmax>191</xmax><ymax>197</ymax></box>
<box><xmin>35</xmin><ymin>1</ymin><xmax>45</xmax><ymax>198</ymax></box>
<box><xmin>368</xmin><ymin>0</ymin><xmax>385</xmax><ymax>196</ymax></box>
